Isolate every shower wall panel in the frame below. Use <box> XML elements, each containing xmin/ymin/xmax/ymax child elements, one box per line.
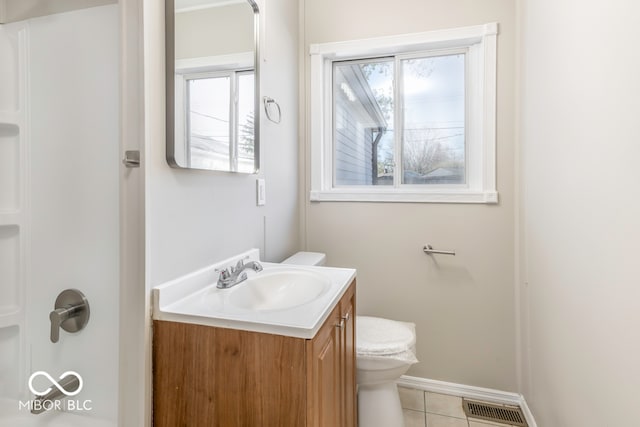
<box><xmin>27</xmin><ymin>5</ymin><xmax>119</xmax><ymax>422</ymax></box>
<box><xmin>0</xmin><ymin>9</ymin><xmax>119</xmax><ymax>421</ymax></box>
<box><xmin>0</xmin><ymin>22</ymin><xmax>26</xmax><ymax>401</ymax></box>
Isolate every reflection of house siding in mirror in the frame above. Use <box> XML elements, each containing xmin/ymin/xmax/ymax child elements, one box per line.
<box><xmin>175</xmin><ymin>4</ymin><xmax>253</xmax><ymax>60</ymax></box>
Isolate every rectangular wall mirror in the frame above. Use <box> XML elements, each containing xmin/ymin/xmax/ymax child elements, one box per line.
<box><xmin>166</xmin><ymin>0</ymin><xmax>260</xmax><ymax>173</ymax></box>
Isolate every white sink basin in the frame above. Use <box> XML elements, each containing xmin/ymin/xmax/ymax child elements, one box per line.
<box><xmin>152</xmin><ymin>249</ymin><xmax>356</xmax><ymax>338</ymax></box>
<box><xmin>228</xmin><ymin>269</ymin><xmax>330</xmax><ymax>311</ymax></box>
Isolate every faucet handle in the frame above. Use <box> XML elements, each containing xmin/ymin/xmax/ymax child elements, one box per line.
<box><xmin>216</xmin><ymin>267</ymin><xmax>231</xmax><ymax>279</ymax></box>
<box><xmin>235</xmin><ymin>259</ymin><xmax>247</xmax><ymax>270</ymax></box>
<box><xmin>49</xmin><ymin>289</ymin><xmax>90</xmax><ymax>343</ymax></box>
<box><xmin>216</xmin><ymin>258</ymin><xmax>247</xmax><ymax>275</ymax></box>
<box><xmin>50</xmin><ymin>307</ymin><xmax>72</xmax><ymax>343</ymax></box>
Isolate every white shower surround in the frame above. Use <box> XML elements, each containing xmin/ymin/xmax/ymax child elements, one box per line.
<box><xmin>0</xmin><ymin>20</ymin><xmax>28</xmax><ymax>408</ymax></box>
<box><xmin>0</xmin><ymin>5</ymin><xmax>120</xmax><ymax>424</ymax></box>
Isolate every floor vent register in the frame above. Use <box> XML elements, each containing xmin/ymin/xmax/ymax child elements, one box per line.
<box><xmin>462</xmin><ymin>398</ymin><xmax>528</xmax><ymax>426</ymax></box>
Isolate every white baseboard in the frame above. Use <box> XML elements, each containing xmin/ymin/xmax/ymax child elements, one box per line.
<box><xmin>397</xmin><ymin>375</ymin><xmax>537</xmax><ymax>427</ymax></box>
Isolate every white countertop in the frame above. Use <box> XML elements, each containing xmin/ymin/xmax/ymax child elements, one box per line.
<box><xmin>152</xmin><ymin>249</ymin><xmax>356</xmax><ymax>339</ymax></box>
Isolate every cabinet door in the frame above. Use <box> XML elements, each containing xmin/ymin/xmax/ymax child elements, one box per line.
<box><xmin>340</xmin><ymin>283</ymin><xmax>356</xmax><ymax>427</ymax></box>
<box><xmin>153</xmin><ymin>321</ymin><xmax>307</xmax><ymax>427</ymax></box>
<box><xmin>307</xmin><ymin>304</ymin><xmax>341</xmax><ymax>427</ymax></box>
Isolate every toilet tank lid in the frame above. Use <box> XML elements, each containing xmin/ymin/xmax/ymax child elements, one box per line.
<box><xmin>282</xmin><ymin>252</ymin><xmax>326</xmax><ymax>266</ymax></box>
<box><xmin>356</xmin><ymin>316</ymin><xmax>416</xmax><ymax>356</ymax></box>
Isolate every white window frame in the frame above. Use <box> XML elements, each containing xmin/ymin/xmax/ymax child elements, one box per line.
<box><xmin>309</xmin><ymin>23</ymin><xmax>498</xmax><ymax>204</ymax></box>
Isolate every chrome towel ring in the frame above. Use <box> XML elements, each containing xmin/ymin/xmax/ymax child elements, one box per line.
<box><xmin>263</xmin><ymin>96</ymin><xmax>281</xmax><ymax>124</ymax></box>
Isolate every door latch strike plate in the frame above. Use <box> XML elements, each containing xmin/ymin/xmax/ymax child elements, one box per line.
<box><xmin>123</xmin><ymin>150</ymin><xmax>140</xmax><ymax>168</ymax></box>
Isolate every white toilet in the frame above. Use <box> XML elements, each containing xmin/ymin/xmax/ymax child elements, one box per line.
<box><xmin>356</xmin><ymin>316</ymin><xmax>417</xmax><ymax>427</ymax></box>
<box><xmin>282</xmin><ymin>252</ymin><xmax>418</xmax><ymax>427</ymax></box>
<box><xmin>281</xmin><ymin>251</ymin><xmax>327</xmax><ymax>267</ymax></box>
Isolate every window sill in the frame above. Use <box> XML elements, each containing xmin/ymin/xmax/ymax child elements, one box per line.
<box><xmin>309</xmin><ymin>190</ymin><xmax>498</xmax><ymax>204</ymax></box>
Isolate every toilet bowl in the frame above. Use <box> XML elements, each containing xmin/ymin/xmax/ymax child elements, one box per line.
<box><xmin>356</xmin><ymin>316</ymin><xmax>417</xmax><ymax>427</ymax></box>
<box><xmin>281</xmin><ymin>253</ymin><xmax>417</xmax><ymax>427</ymax></box>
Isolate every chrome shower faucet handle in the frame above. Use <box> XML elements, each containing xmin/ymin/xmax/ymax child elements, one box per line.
<box><xmin>49</xmin><ymin>289</ymin><xmax>90</xmax><ymax>343</ymax></box>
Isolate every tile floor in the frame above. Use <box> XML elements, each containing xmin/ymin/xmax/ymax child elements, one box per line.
<box><xmin>399</xmin><ymin>386</ymin><xmax>521</xmax><ymax>427</ymax></box>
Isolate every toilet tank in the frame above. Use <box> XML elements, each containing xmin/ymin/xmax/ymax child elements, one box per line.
<box><xmin>281</xmin><ymin>252</ymin><xmax>326</xmax><ymax>266</ymax></box>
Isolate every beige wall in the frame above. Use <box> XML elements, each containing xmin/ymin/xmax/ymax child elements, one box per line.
<box><xmin>301</xmin><ymin>0</ymin><xmax>517</xmax><ymax>391</ymax></box>
<box><xmin>519</xmin><ymin>0</ymin><xmax>640</xmax><ymax>425</ymax></box>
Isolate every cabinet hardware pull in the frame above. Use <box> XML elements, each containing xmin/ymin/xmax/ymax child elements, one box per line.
<box><xmin>336</xmin><ymin>319</ymin><xmax>345</xmax><ymax>329</ymax></box>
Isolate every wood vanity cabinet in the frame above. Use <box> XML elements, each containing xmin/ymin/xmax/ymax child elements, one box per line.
<box><xmin>307</xmin><ymin>279</ymin><xmax>356</xmax><ymax>427</ymax></box>
<box><xmin>153</xmin><ymin>279</ymin><xmax>356</xmax><ymax>427</ymax></box>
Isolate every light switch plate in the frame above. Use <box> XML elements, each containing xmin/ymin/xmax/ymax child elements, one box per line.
<box><xmin>256</xmin><ymin>179</ymin><xmax>266</xmax><ymax>206</ymax></box>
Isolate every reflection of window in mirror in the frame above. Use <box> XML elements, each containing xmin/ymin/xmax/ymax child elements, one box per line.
<box><xmin>181</xmin><ymin>69</ymin><xmax>255</xmax><ymax>172</ymax></box>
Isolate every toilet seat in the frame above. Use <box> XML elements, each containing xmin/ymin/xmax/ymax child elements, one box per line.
<box><xmin>356</xmin><ymin>316</ymin><xmax>416</xmax><ymax>357</ymax></box>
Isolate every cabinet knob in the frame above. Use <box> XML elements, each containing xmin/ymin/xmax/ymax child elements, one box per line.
<box><xmin>336</xmin><ymin>313</ymin><xmax>350</xmax><ymax>329</ymax></box>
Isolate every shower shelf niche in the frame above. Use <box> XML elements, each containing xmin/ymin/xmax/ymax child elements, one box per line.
<box><xmin>0</xmin><ymin>213</ymin><xmax>21</xmax><ymax>225</ymax></box>
<box><xmin>0</xmin><ymin>123</ymin><xmax>21</xmax><ymax>214</ymax></box>
<box><xmin>0</xmin><ymin>114</ymin><xmax>20</xmax><ymax>128</ymax></box>
<box><xmin>0</xmin><ymin>224</ymin><xmax>21</xmax><ymax>328</ymax></box>
<box><xmin>0</xmin><ymin>307</ymin><xmax>21</xmax><ymax>329</ymax></box>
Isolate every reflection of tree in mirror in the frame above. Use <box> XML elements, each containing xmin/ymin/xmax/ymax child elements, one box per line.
<box><xmin>239</xmin><ymin>110</ymin><xmax>254</xmax><ymax>155</ymax></box>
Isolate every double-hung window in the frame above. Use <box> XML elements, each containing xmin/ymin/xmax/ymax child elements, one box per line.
<box><xmin>310</xmin><ymin>24</ymin><xmax>498</xmax><ymax>203</ymax></box>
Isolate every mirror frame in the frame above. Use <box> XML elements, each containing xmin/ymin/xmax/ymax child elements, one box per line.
<box><xmin>165</xmin><ymin>0</ymin><xmax>260</xmax><ymax>173</ymax></box>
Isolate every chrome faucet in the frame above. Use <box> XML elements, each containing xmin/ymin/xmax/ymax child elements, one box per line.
<box><xmin>217</xmin><ymin>258</ymin><xmax>263</xmax><ymax>289</ymax></box>
<box><xmin>30</xmin><ymin>373</ymin><xmax>80</xmax><ymax>414</ymax></box>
